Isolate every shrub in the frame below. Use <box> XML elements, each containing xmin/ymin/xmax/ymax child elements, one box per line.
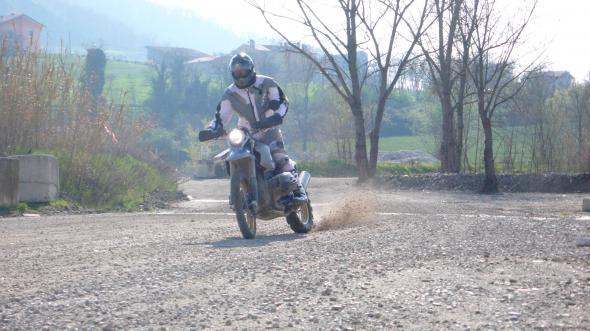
<box><xmin>36</xmin><ymin>150</ymin><xmax>175</xmax><ymax>209</ymax></box>
<box><xmin>16</xmin><ymin>203</ymin><xmax>29</xmax><ymax>215</ymax></box>
<box><xmin>0</xmin><ymin>46</ymin><xmax>177</xmax><ymax>209</ymax></box>
<box><xmin>49</xmin><ymin>199</ymin><xmax>71</xmax><ymax>209</ymax></box>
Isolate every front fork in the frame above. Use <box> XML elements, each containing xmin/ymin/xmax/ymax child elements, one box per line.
<box><xmin>229</xmin><ymin>157</ymin><xmax>258</xmax><ymax>210</ymax></box>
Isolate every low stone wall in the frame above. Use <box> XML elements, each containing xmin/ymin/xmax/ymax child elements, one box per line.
<box><xmin>0</xmin><ymin>157</ymin><xmax>20</xmax><ymax>208</ymax></box>
<box><xmin>373</xmin><ymin>173</ymin><xmax>590</xmax><ymax>193</ymax></box>
<box><xmin>15</xmin><ymin>154</ymin><xmax>60</xmax><ymax>202</ymax></box>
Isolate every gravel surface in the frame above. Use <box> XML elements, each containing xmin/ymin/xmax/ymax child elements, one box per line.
<box><xmin>1</xmin><ymin>178</ymin><xmax>590</xmax><ymax>330</ymax></box>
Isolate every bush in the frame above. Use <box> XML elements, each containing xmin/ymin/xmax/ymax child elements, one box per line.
<box><xmin>36</xmin><ymin>149</ymin><xmax>176</xmax><ymax>209</ymax></box>
<box><xmin>49</xmin><ymin>199</ymin><xmax>71</xmax><ymax>209</ymax></box>
<box><xmin>1</xmin><ymin>45</ymin><xmax>177</xmax><ymax>210</ymax></box>
<box><xmin>16</xmin><ymin>202</ymin><xmax>29</xmax><ymax>215</ymax></box>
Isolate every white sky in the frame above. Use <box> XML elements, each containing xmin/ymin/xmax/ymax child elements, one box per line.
<box><xmin>149</xmin><ymin>0</ymin><xmax>590</xmax><ymax>81</ymax></box>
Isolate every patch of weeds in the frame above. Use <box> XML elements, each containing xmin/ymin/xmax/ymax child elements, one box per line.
<box><xmin>49</xmin><ymin>199</ymin><xmax>71</xmax><ymax>209</ymax></box>
<box><xmin>16</xmin><ymin>202</ymin><xmax>29</xmax><ymax>215</ymax></box>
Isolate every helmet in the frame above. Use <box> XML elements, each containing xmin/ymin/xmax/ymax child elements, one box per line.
<box><xmin>229</xmin><ymin>52</ymin><xmax>256</xmax><ymax>89</ymax></box>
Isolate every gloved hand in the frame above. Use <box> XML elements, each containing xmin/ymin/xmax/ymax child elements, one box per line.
<box><xmin>198</xmin><ymin>128</ymin><xmax>223</xmax><ymax>142</ymax></box>
<box><xmin>251</xmin><ymin>113</ymin><xmax>283</xmax><ymax>130</ymax></box>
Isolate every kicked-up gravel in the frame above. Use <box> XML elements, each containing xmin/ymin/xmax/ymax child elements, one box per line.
<box><xmin>1</xmin><ymin>178</ymin><xmax>589</xmax><ymax>330</ymax></box>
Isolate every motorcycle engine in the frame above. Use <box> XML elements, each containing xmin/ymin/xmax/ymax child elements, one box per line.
<box><xmin>270</xmin><ymin>172</ymin><xmax>298</xmax><ymax>194</ymax></box>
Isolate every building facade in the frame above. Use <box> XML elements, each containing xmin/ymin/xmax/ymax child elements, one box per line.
<box><xmin>0</xmin><ymin>14</ymin><xmax>44</xmax><ymax>54</ymax></box>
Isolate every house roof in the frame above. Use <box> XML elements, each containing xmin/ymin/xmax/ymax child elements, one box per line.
<box><xmin>185</xmin><ymin>56</ymin><xmax>221</xmax><ymax>64</ymax></box>
<box><xmin>544</xmin><ymin>70</ymin><xmax>574</xmax><ymax>79</ymax></box>
<box><xmin>145</xmin><ymin>46</ymin><xmax>209</xmax><ymax>58</ymax></box>
<box><xmin>0</xmin><ymin>13</ymin><xmax>44</xmax><ymax>27</ymax></box>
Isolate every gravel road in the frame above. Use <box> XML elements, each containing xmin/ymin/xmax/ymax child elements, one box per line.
<box><xmin>1</xmin><ymin>178</ymin><xmax>590</xmax><ymax>330</ymax></box>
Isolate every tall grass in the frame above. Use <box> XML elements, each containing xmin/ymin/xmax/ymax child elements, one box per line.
<box><xmin>0</xmin><ymin>44</ymin><xmax>176</xmax><ymax>208</ymax></box>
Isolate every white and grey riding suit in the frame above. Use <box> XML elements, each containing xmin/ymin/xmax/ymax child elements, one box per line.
<box><xmin>207</xmin><ymin>74</ymin><xmax>297</xmax><ymax>175</ymax></box>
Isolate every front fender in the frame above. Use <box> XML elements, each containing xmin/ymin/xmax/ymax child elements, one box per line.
<box><xmin>226</xmin><ymin>148</ymin><xmax>254</xmax><ymax>162</ymax></box>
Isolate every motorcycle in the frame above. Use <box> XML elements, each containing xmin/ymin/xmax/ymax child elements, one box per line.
<box><xmin>200</xmin><ymin>127</ymin><xmax>314</xmax><ymax>239</ymax></box>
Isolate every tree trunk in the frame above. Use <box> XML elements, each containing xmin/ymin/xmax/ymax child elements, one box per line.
<box><xmin>481</xmin><ymin>117</ymin><xmax>498</xmax><ymax>193</ymax></box>
<box><xmin>440</xmin><ymin>93</ymin><xmax>458</xmax><ymax>173</ymax></box>
<box><xmin>351</xmin><ymin>101</ymin><xmax>369</xmax><ymax>181</ymax></box>
<box><xmin>368</xmin><ymin>97</ymin><xmax>387</xmax><ymax>178</ymax></box>
<box><xmin>302</xmin><ymin>80</ymin><xmax>311</xmax><ymax>154</ymax></box>
<box><xmin>456</xmin><ymin>105</ymin><xmax>464</xmax><ymax>173</ymax></box>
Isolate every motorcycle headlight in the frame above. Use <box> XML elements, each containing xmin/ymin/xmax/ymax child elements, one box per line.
<box><xmin>228</xmin><ymin>129</ymin><xmax>246</xmax><ymax>146</ymax></box>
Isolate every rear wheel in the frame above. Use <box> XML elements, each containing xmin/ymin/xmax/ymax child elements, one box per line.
<box><xmin>231</xmin><ymin>175</ymin><xmax>256</xmax><ymax>239</ymax></box>
<box><xmin>286</xmin><ymin>201</ymin><xmax>313</xmax><ymax>233</ymax></box>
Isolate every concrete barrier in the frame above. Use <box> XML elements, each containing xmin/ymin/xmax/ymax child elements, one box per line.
<box><xmin>0</xmin><ymin>157</ymin><xmax>20</xmax><ymax>207</ymax></box>
<box><xmin>15</xmin><ymin>154</ymin><xmax>60</xmax><ymax>203</ymax></box>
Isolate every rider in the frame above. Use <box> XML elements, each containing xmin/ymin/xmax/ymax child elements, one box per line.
<box><xmin>198</xmin><ymin>52</ymin><xmax>307</xmax><ymax>206</ymax></box>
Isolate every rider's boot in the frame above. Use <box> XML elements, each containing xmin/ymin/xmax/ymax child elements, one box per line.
<box><xmin>292</xmin><ymin>183</ymin><xmax>307</xmax><ymax>204</ymax></box>
<box><xmin>277</xmin><ymin>170</ymin><xmax>307</xmax><ymax>211</ymax></box>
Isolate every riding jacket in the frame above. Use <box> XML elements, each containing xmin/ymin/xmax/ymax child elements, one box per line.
<box><xmin>208</xmin><ymin>75</ymin><xmax>289</xmax><ymax>146</ymax></box>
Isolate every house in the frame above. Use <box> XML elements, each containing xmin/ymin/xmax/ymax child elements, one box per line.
<box><xmin>146</xmin><ymin>46</ymin><xmax>209</xmax><ymax>66</ymax></box>
<box><xmin>542</xmin><ymin>71</ymin><xmax>574</xmax><ymax>90</ymax></box>
<box><xmin>185</xmin><ymin>40</ymin><xmax>300</xmax><ymax>79</ymax></box>
<box><xmin>0</xmin><ymin>13</ymin><xmax>44</xmax><ymax>54</ymax></box>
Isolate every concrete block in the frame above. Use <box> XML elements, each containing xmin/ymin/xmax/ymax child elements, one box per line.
<box><xmin>0</xmin><ymin>157</ymin><xmax>20</xmax><ymax>207</ymax></box>
<box><xmin>15</xmin><ymin>154</ymin><xmax>59</xmax><ymax>203</ymax></box>
<box><xmin>584</xmin><ymin>198</ymin><xmax>590</xmax><ymax>212</ymax></box>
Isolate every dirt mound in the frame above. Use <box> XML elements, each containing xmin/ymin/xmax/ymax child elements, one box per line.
<box><xmin>315</xmin><ymin>191</ymin><xmax>378</xmax><ymax>231</ymax></box>
<box><xmin>374</xmin><ymin>173</ymin><xmax>590</xmax><ymax>193</ymax></box>
<box><xmin>379</xmin><ymin>150</ymin><xmax>439</xmax><ymax>163</ymax></box>
<box><xmin>142</xmin><ymin>189</ymin><xmax>189</xmax><ymax>210</ymax></box>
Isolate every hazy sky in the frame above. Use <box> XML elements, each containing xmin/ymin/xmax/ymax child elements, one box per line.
<box><xmin>149</xmin><ymin>0</ymin><xmax>590</xmax><ymax>81</ymax></box>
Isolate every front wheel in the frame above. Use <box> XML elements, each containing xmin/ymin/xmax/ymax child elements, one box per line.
<box><xmin>231</xmin><ymin>175</ymin><xmax>256</xmax><ymax>239</ymax></box>
<box><xmin>286</xmin><ymin>201</ymin><xmax>314</xmax><ymax>233</ymax></box>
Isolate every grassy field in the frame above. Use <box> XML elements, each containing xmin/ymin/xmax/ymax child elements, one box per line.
<box><xmin>378</xmin><ymin>135</ymin><xmax>436</xmax><ymax>153</ymax></box>
<box><xmin>378</xmin><ymin>128</ymin><xmax>535</xmax><ymax>172</ymax></box>
<box><xmin>104</xmin><ymin>60</ymin><xmax>152</xmax><ymax>105</ymax></box>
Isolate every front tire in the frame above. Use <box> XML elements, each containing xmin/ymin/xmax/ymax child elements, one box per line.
<box><xmin>231</xmin><ymin>175</ymin><xmax>256</xmax><ymax>239</ymax></box>
<box><xmin>286</xmin><ymin>201</ymin><xmax>314</xmax><ymax>233</ymax></box>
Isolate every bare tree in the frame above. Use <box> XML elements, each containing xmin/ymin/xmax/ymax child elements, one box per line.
<box><xmin>248</xmin><ymin>0</ymin><xmax>429</xmax><ymax>180</ymax></box>
<box><xmin>568</xmin><ymin>82</ymin><xmax>590</xmax><ymax>166</ymax></box>
<box><xmin>359</xmin><ymin>0</ymin><xmax>430</xmax><ymax>177</ymax></box>
<box><xmin>465</xmin><ymin>0</ymin><xmax>539</xmax><ymax>193</ymax></box>
<box><xmin>419</xmin><ymin>0</ymin><xmax>463</xmax><ymax>173</ymax></box>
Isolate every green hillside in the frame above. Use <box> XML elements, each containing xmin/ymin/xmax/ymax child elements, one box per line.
<box><xmin>104</xmin><ymin>61</ymin><xmax>152</xmax><ymax>105</ymax></box>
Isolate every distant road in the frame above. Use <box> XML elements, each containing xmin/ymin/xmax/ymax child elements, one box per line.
<box><xmin>1</xmin><ymin>178</ymin><xmax>589</xmax><ymax>329</ymax></box>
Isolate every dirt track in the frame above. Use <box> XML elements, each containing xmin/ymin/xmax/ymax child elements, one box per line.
<box><xmin>1</xmin><ymin>178</ymin><xmax>590</xmax><ymax>330</ymax></box>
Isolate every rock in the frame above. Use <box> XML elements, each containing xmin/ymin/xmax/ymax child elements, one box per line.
<box><xmin>576</xmin><ymin>237</ymin><xmax>590</xmax><ymax>247</ymax></box>
<box><xmin>584</xmin><ymin>199</ymin><xmax>590</xmax><ymax>212</ymax></box>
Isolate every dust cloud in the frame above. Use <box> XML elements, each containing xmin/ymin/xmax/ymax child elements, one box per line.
<box><xmin>315</xmin><ymin>190</ymin><xmax>379</xmax><ymax>231</ymax></box>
